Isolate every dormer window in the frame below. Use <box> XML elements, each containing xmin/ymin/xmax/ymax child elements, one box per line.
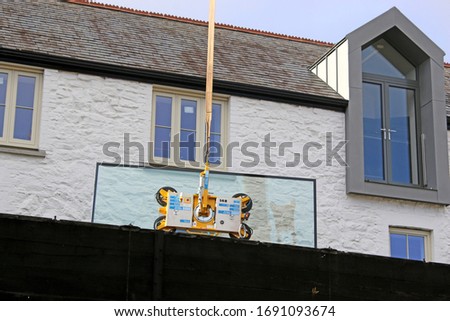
<box><xmin>362</xmin><ymin>38</ymin><xmax>420</xmax><ymax>186</ymax></box>
<box><xmin>362</xmin><ymin>39</ymin><xmax>416</xmax><ymax>80</ymax></box>
<box><xmin>311</xmin><ymin>7</ymin><xmax>450</xmax><ymax>205</ymax></box>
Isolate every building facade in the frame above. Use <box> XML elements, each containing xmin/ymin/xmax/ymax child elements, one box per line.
<box><xmin>1</xmin><ymin>1</ymin><xmax>449</xmax><ymax>263</ymax></box>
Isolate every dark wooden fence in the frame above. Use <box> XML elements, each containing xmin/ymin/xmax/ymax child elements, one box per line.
<box><xmin>1</xmin><ymin>214</ymin><xmax>449</xmax><ymax>300</ymax></box>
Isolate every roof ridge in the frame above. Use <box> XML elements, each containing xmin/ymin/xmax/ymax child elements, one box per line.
<box><xmin>65</xmin><ymin>0</ymin><xmax>334</xmax><ymax>47</ymax></box>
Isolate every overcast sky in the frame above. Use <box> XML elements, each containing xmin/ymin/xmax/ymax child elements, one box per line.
<box><xmin>102</xmin><ymin>0</ymin><xmax>449</xmax><ymax>61</ymax></box>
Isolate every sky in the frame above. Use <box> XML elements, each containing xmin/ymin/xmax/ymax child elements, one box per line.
<box><xmin>101</xmin><ymin>0</ymin><xmax>450</xmax><ymax>61</ymax></box>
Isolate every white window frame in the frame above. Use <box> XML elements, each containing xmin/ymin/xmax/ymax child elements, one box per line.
<box><xmin>151</xmin><ymin>86</ymin><xmax>228</xmax><ymax>169</ymax></box>
<box><xmin>0</xmin><ymin>62</ymin><xmax>43</xmax><ymax>149</ymax></box>
<box><xmin>389</xmin><ymin>226</ymin><xmax>432</xmax><ymax>262</ymax></box>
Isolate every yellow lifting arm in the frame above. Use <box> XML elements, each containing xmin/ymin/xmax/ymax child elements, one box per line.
<box><xmin>199</xmin><ymin>0</ymin><xmax>216</xmax><ymax>215</ymax></box>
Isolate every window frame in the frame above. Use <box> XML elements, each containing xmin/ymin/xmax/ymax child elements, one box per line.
<box><xmin>362</xmin><ymin>71</ymin><xmax>423</xmax><ymax>187</ymax></box>
<box><xmin>0</xmin><ymin>63</ymin><xmax>43</xmax><ymax>150</ymax></box>
<box><xmin>150</xmin><ymin>86</ymin><xmax>229</xmax><ymax>169</ymax></box>
<box><xmin>389</xmin><ymin>226</ymin><xmax>432</xmax><ymax>262</ymax></box>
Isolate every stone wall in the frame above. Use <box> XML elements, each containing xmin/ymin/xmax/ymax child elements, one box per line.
<box><xmin>0</xmin><ymin>69</ymin><xmax>152</xmax><ymax>221</ymax></box>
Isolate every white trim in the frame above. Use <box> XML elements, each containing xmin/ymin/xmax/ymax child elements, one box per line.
<box><xmin>389</xmin><ymin>226</ymin><xmax>432</xmax><ymax>262</ymax></box>
<box><xmin>153</xmin><ymin>85</ymin><xmax>229</xmax><ymax>100</ymax></box>
<box><xmin>0</xmin><ymin>69</ymin><xmax>12</xmax><ymax>145</ymax></box>
<box><xmin>0</xmin><ymin>145</ymin><xmax>46</xmax><ymax>157</ymax></box>
<box><xmin>0</xmin><ymin>63</ymin><xmax>43</xmax><ymax>150</ymax></box>
<box><xmin>0</xmin><ymin>62</ymin><xmax>43</xmax><ymax>74</ymax></box>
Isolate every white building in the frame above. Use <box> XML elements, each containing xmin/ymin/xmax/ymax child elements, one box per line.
<box><xmin>1</xmin><ymin>1</ymin><xmax>449</xmax><ymax>263</ymax></box>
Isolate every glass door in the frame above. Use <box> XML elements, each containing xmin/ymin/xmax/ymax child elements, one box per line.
<box><xmin>363</xmin><ymin>82</ymin><xmax>419</xmax><ymax>185</ymax></box>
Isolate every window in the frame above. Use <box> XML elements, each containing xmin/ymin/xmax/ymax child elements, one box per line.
<box><xmin>151</xmin><ymin>88</ymin><xmax>227</xmax><ymax>167</ymax></box>
<box><xmin>343</xmin><ymin>8</ymin><xmax>450</xmax><ymax>205</ymax></box>
<box><xmin>0</xmin><ymin>64</ymin><xmax>43</xmax><ymax>149</ymax></box>
<box><xmin>389</xmin><ymin>227</ymin><xmax>431</xmax><ymax>261</ymax></box>
<box><xmin>362</xmin><ymin>39</ymin><xmax>420</xmax><ymax>186</ymax></box>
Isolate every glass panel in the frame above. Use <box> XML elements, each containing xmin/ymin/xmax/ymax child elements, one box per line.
<box><xmin>0</xmin><ymin>106</ymin><xmax>4</xmax><ymax>138</ymax></box>
<box><xmin>390</xmin><ymin>233</ymin><xmax>407</xmax><ymax>259</ymax></box>
<box><xmin>180</xmin><ymin>99</ymin><xmax>197</xmax><ymax>162</ymax></box>
<box><xmin>154</xmin><ymin>127</ymin><xmax>171</xmax><ymax>158</ymax></box>
<box><xmin>362</xmin><ymin>39</ymin><xmax>416</xmax><ymax>80</ymax></box>
<box><xmin>93</xmin><ymin>164</ymin><xmax>316</xmax><ymax>247</ymax></box>
<box><xmin>363</xmin><ymin>82</ymin><xmax>385</xmax><ymax>181</ymax></box>
<box><xmin>16</xmin><ymin>75</ymin><xmax>36</xmax><ymax>108</ymax></box>
<box><xmin>155</xmin><ymin>96</ymin><xmax>172</xmax><ymax>127</ymax></box>
<box><xmin>209</xmin><ymin>134</ymin><xmax>221</xmax><ymax>164</ymax></box>
<box><xmin>0</xmin><ymin>73</ymin><xmax>7</xmax><ymax>104</ymax></box>
<box><xmin>13</xmin><ymin>107</ymin><xmax>33</xmax><ymax>140</ymax></box>
<box><xmin>408</xmin><ymin>235</ymin><xmax>425</xmax><ymax>261</ymax></box>
<box><xmin>389</xmin><ymin>87</ymin><xmax>417</xmax><ymax>184</ymax></box>
<box><xmin>180</xmin><ymin>130</ymin><xmax>196</xmax><ymax>161</ymax></box>
<box><xmin>0</xmin><ymin>73</ymin><xmax>7</xmax><ymax>138</ymax></box>
<box><xmin>211</xmin><ymin>103</ymin><xmax>221</xmax><ymax>133</ymax></box>
<box><xmin>180</xmin><ymin>99</ymin><xmax>197</xmax><ymax>130</ymax></box>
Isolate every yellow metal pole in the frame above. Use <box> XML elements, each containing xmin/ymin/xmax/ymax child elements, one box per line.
<box><xmin>199</xmin><ymin>0</ymin><xmax>216</xmax><ymax>214</ymax></box>
<box><xmin>204</xmin><ymin>0</ymin><xmax>215</xmax><ymax>165</ymax></box>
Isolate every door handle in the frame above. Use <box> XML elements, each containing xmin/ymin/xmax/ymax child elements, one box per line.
<box><xmin>388</xmin><ymin>129</ymin><xmax>397</xmax><ymax>140</ymax></box>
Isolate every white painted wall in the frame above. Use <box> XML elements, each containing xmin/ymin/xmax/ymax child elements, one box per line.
<box><xmin>336</xmin><ymin>40</ymin><xmax>349</xmax><ymax>100</ymax></box>
<box><xmin>327</xmin><ymin>51</ymin><xmax>337</xmax><ymax>91</ymax></box>
<box><xmin>0</xmin><ymin>68</ymin><xmax>449</xmax><ymax>263</ymax></box>
<box><xmin>0</xmin><ymin>69</ymin><xmax>152</xmax><ymax>221</ymax></box>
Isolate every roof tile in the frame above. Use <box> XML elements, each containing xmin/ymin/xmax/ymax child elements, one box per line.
<box><xmin>0</xmin><ymin>0</ymin><xmax>342</xmax><ymax>100</ymax></box>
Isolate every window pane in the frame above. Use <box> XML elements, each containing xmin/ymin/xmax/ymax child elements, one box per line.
<box><xmin>180</xmin><ymin>130</ymin><xmax>196</xmax><ymax>161</ymax></box>
<box><xmin>13</xmin><ymin>107</ymin><xmax>33</xmax><ymax>140</ymax></box>
<box><xmin>211</xmin><ymin>103</ymin><xmax>221</xmax><ymax>133</ymax></box>
<box><xmin>155</xmin><ymin>96</ymin><xmax>172</xmax><ymax>127</ymax></box>
<box><xmin>0</xmin><ymin>106</ymin><xmax>4</xmax><ymax>138</ymax></box>
<box><xmin>390</xmin><ymin>233</ymin><xmax>407</xmax><ymax>259</ymax></box>
<box><xmin>408</xmin><ymin>235</ymin><xmax>425</xmax><ymax>261</ymax></box>
<box><xmin>363</xmin><ymin>82</ymin><xmax>385</xmax><ymax>181</ymax></box>
<box><xmin>154</xmin><ymin>127</ymin><xmax>171</xmax><ymax>158</ymax></box>
<box><xmin>16</xmin><ymin>75</ymin><xmax>36</xmax><ymax>108</ymax></box>
<box><xmin>0</xmin><ymin>73</ymin><xmax>7</xmax><ymax>104</ymax></box>
<box><xmin>209</xmin><ymin>134</ymin><xmax>221</xmax><ymax>165</ymax></box>
<box><xmin>389</xmin><ymin>87</ymin><xmax>417</xmax><ymax>184</ymax></box>
<box><xmin>0</xmin><ymin>73</ymin><xmax>7</xmax><ymax>138</ymax></box>
<box><xmin>362</xmin><ymin>39</ymin><xmax>416</xmax><ymax>80</ymax></box>
<box><xmin>180</xmin><ymin>99</ymin><xmax>197</xmax><ymax>130</ymax></box>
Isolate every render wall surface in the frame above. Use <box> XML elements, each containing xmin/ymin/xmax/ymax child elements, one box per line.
<box><xmin>1</xmin><ymin>69</ymin><xmax>449</xmax><ymax>263</ymax></box>
<box><xmin>0</xmin><ymin>69</ymin><xmax>152</xmax><ymax>221</ymax></box>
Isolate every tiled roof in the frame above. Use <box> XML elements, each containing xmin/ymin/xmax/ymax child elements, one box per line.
<box><xmin>68</xmin><ymin>0</ymin><xmax>335</xmax><ymax>47</ymax></box>
<box><xmin>0</xmin><ymin>0</ymin><xmax>343</xmax><ymax>101</ymax></box>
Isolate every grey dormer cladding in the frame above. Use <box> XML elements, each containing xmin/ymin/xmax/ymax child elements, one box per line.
<box><xmin>341</xmin><ymin>7</ymin><xmax>450</xmax><ymax>204</ymax></box>
<box><xmin>446</xmin><ymin>67</ymin><xmax>450</xmax><ymax>125</ymax></box>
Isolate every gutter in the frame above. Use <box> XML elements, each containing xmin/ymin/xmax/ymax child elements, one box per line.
<box><xmin>0</xmin><ymin>48</ymin><xmax>348</xmax><ymax>111</ymax></box>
